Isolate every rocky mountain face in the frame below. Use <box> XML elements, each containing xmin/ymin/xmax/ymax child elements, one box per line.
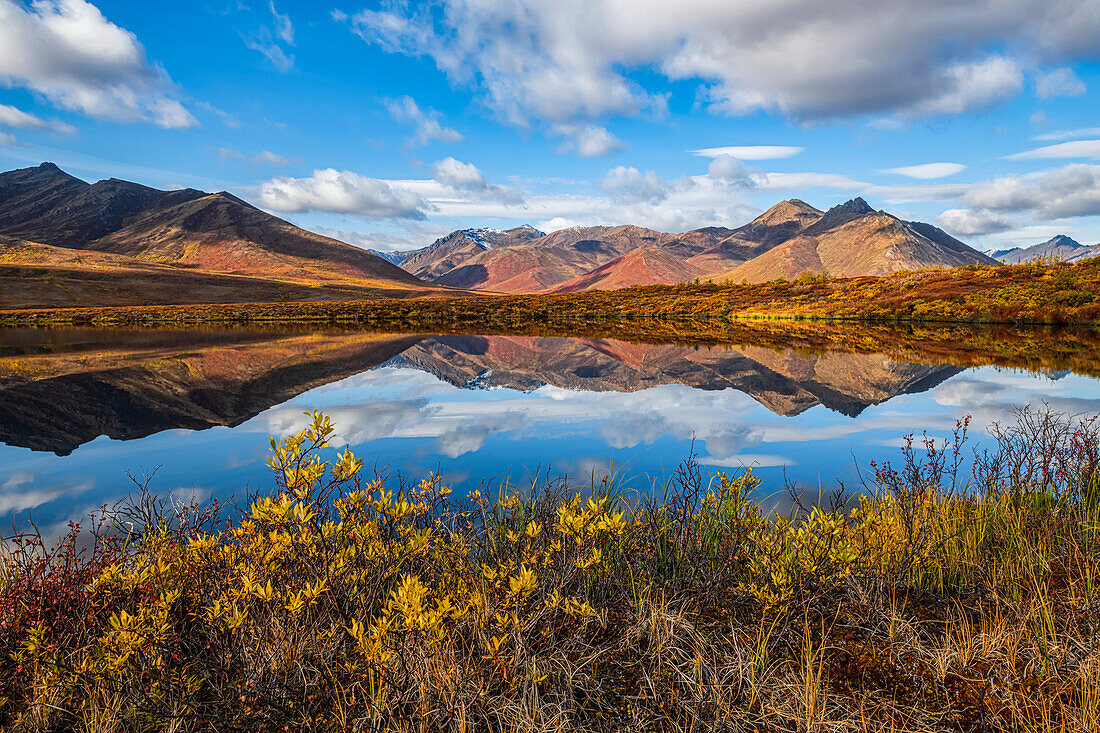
<box><xmin>0</xmin><ymin>163</ymin><xmax>430</xmax><ymax>301</ymax></box>
<box><xmin>395</xmin><ymin>197</ymin><xmax>996</xmax><ymax>292</ymax></box>
<box><xmin>720</xmin><ymin>198</ymin><xmax>998</xmax><ymax>283</ymax></box>
<box><xmin>398</xmin><ymin>225</ymin><xmax>545</xmax><ymax>280</ymax></box>
<box><xmin>990</xmin><ymin>235</ymin><xmax>1100</xmax><ymax>264</ymax></box>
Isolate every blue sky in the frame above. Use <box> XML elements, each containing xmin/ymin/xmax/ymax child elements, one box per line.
<box><xmin>1</xmin><ymin>0</ymin><xmax>1099</xmax><ymax>252</ymax></box>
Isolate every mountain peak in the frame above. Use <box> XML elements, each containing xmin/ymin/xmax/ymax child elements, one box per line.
<box><xmin>1047</xmin><ymin>234</ymin><xmax>1082</xmax><ymax>248</ymax></box>
<box><xmin>754</xmin><ymin>199</ymin><xmax>823</xmax><ymax>223</ymax></box>
<box><xmin>808</xmin><ymin>197</ymin><xmax>877</xmax><ymax>233</ymax></box>
<box><xmin>832</xmin><ymin>197</ymin><xmax>874</xmax><ymax>215</ymax></box>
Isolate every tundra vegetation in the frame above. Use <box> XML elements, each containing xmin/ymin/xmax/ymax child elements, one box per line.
<box><xmin>4</xmin><ymin>258</ymin><xmax>1100</xmax><ymax>330</ymax></box>
<box><xmin>1</xmin><ymin>406</ymin><xmax>1099</xmax><ymax>732</ymax></box>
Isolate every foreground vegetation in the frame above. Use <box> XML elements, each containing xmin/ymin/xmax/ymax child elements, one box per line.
<box><xmin>3</xmin><ymin>408</ymin><xmax>1100</xmax><ymax>731</ymax></box>
<box><xmin>4</xmin><ymin>258</ymin><xmax>1100</xmax><ymax>329</ymax></box>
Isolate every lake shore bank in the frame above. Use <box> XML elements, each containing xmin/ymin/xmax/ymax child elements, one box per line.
<box><xmin>3</xmin><ymin>259</ymin><xmax>1100</xmax><ymax>331</ymax></box>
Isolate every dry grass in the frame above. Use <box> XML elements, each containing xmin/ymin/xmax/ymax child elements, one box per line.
<box><xmin>2</xmin><ymin>406</ymin><xmax>1099</xmax><ymax>732</ymax></box>
<box><xmin>4</xmin><ymin>257</ymin><xmax>1100</xmax><ymax>328</ymax></box>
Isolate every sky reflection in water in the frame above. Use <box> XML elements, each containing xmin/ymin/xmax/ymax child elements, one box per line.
<box><xmin>1</xmin><ymin>329</ymin><xmax>1097</xmax><ymax>535</ymax></box>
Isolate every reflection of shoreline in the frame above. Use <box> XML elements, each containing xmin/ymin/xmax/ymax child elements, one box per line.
<box><xmin>0</xmin><ymin>329</ymin><xmax>422</xmax><ymax>454</ymax></box>
<box><xmin>1</xmin><ymin>328</ymin><xmax>963</xmax><ymax>455</ymax></box>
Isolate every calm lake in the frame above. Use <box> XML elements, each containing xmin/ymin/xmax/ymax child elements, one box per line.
<box><xmin>2</xmin><ymin>326</ymin><xmax>1099</xmax><ymax>535</ymax></box>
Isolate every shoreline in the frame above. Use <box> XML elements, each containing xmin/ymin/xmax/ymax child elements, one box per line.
<box><xmin>2</xmin><ymin>259</ymin><xmax>1099</xmax><ymax>328</ymax></box>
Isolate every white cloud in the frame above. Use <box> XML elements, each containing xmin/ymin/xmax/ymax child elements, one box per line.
<box><xmin>386</xmin><ymin>95</ymin><xmax>463</xmax><ymax>148</ymax></box>
<box><xmin>1035</xmin><ymin>126</ymin><xmax>1100</xmax><ymax>142</ymax></box>
<box><xmin>258</xmin><ymin>168</ymin><xmax>428</xmax><ymax>218</ymax></box>
<box><xmin>706</xmin><ymin>155</ymin><xmax>758</xmax><ymax>186</ymax></box>
<box><xmin>937</xmin><ymin>208</ymin><xmax>1015</xmax><ymax>235</ymax></box>
<box><xmin>691</xmin><ymin>145</ymin><xmax>804</xmax><ymax>160</ymax></box>
<box><xmin>903</xmin><ymin>56</ymin><xmax>1023</xmax><ymax>116</ymax></box>
<box><xmin>244</xmin><ymin>29</ymin><xmax>294</xmax><ymax>71</ymax></box>
<box><xmin>0</xmin><ymin>0</ymin><xmax>196</xmax><ymax>127</ymax></box>
<box><xmin>964</xmin><ymin>164</ymin><xmax>1100</xmax><ymax>219</ymax></box>
<box><xmin>270</xmin><ymin>1</ymin><xmax>294</xmax><ymax>45</ymax></box>
<box><xmin>0</xmin><ymin>102</ymin><xmax>75</xmax><ymax>134</ymax></box>
<box><xmin>343</xmin><ymin>0</ymin><xmax>1097</xmax><ymax>128</ymax></box>
<box><xmin>600</xmin><ymin>166</ymin><xmax>667</xmax><ymax>202</ymax></box>
<box><xmin>0</xmin><ymin>131</ymin><xmax>14</xmax><ymax>145</ymax></box>
<box><xmin>430</xmin><ymin>157</ymin><xmax>485</xmax><ymax>189</ymax></box>
<box><xmin>430</xmin><ymin>156</ymin><xmax>524</xmax><ymax>203</ymax></box>
<box><xmin>310</xmin><ymin>222</ymin><xmax>457</xmax><ymax>253</ymax></box>
<box><xmin>884</xmin><ymin>163</ymin><xmax>967</xmax><ymax>179</ymax></box>
<box><xmin>1007</xmin><ymin>140</ymin><xmax>1100</xmax><ymax>160</ymax></box>
<box><xmin>218</xmin><ymin>147</ymin><xmax>296</xmax><ymax>168</ymax></box>
<box><xmin>554</xmin><ymin>124</ymin><xmax>622</xmax><ymax>157</ymax></box>
<box><xmin>1036</xmin><ymin>67</ymin><xmax>1086</xmax><ymax>98</ymax></box>
<box><xmin>243</xmin><ymin>1</ymin><xmax>296</xmax><ymax>71</ymax></box>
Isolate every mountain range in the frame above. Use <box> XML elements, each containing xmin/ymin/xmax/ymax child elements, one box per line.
<box><xmin>0</xmin><ymin>163</ymin><xmax>443</xmax><ymax>308</ymax></box>
<box><xmin>2</xmin><ymin>161</ymin><xmax>1086</xmax><ymax>309</ymax></box>
<box><xmin>388</xmin><ymin>197</ymin><xmax>998</xmax><ymax>292</ymax></box>
<box><xmin>988</xmin><ymin>235</ymin><xmax>1100</xmax><ymax>264</ymax></box>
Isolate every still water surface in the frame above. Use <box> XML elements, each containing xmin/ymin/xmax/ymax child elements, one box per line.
<box><xmin>2</xmin><ymin>327</ymin><xmax>1098</xmax><ymax>534</ymax></box>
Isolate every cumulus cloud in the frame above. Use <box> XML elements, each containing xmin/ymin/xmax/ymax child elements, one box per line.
<box><xmin>600</xmin><ymin>166</ymin><xmax>667</xmax><ymax>203</ymax></box>
<box><xmin>962</xmin><ymin>164</ymin><xmax>1100</xmax><ymax>219</ymax></box>
<box><xmin>1007</xmin><ymin>140</ymin><xmax>1100</xmax><ymax>160</ymax></box>
<box><xmin>258</xmin><ymin>168</ymin><xmax>428</xmax><ymax>218</ymax></box>
<box><xmin>342</xmin><ymin>0</ymin><xmax>1098</xmax><ymax>129</ymax></box>
<box><xmin>430</xmin><ymin>157</ymin><xmax>524</xmax><ymax>204</ymax></box>
<box><xmin>884</xmin><ymin>163</ymin><xmax>967</xmax><ymax>179</ymax></box>
<box><xmin>691</xmin><ymin>145</ymin><xmax>804</xmax><ymax>160</ymax></box>
<box><xmin>706</xmin><ymin>155</ymin><xmax>758</xmax><ymax>186</ymax></box>
<box><xmin>430</xmin><ymin>156</ymin><xmax>485</xmax><ymax>189</ymax></box>
<box><xmin>937</xmin><ymin>208</ymin><xmax>1015</xmax><ymax>236</ymax></box>
<box><xmin>218</xmin><ymin>147</ymin><xmax>297</xmax><ymax>169</ymax></box>
<box><xmin>0</xmin><ymin>0</ymin><xmax>196</xmax><ymax>127</ymax></box>
<box><xmin>386</xmin><ymin>95</ymin><xmax>463</xmax><ymax>148</ymax></box>
<box><xmin>554</xmin><ymin>124</ymin><xmax>622</xmax><ymax>157</ymax></box>
<box><xmin>1036</xmin><ymin>67</ymin><xmax>1087</xmax><ymax>98</ymax></box>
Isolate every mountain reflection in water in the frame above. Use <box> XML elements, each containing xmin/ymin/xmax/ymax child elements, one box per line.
<box><xmin>4</xmin><ymin>326</ymin><xmax>1100</xmax><ymax>536</ymax></box>
<box><xmin>0</xmin><ymin>329</ymin><xmax>961</xmax><ymax>455</ymax></box>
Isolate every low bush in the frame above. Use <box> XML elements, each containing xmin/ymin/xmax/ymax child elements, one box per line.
<box><xmin>2</xmin><ymin>407</ymin><xmax>1099</xmax><ymax>731</ymax></box>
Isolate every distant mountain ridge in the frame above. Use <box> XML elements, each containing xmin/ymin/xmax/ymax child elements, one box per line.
<box><xmin>390</xmin><ymin>197</ymin><xmax>997</xmax><ymax>292</ymax></box>
<box><xmin>0</xmin><ymin>163</ymin><xmax>428</xmax><ymax>295</ymax></box>
<box><xmin>398</xmin><ymin>225</ymin><xmax>545</xmax><ymax>281</ymax></box>
<box><xmin>0</xmin><ymin>162</ymin><xmax>1025</xmax><ymax>308</ymax></box>
<box><xmin>990</xmin><ymin>235</ymin><xmax>1100</xmax><ymax>264</ymax></box>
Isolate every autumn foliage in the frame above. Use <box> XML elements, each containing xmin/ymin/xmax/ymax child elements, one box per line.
<box><xmin>2</xmin><ymin>409</ymin><xmax>1100</xmax><ymax>731</ymax></box>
